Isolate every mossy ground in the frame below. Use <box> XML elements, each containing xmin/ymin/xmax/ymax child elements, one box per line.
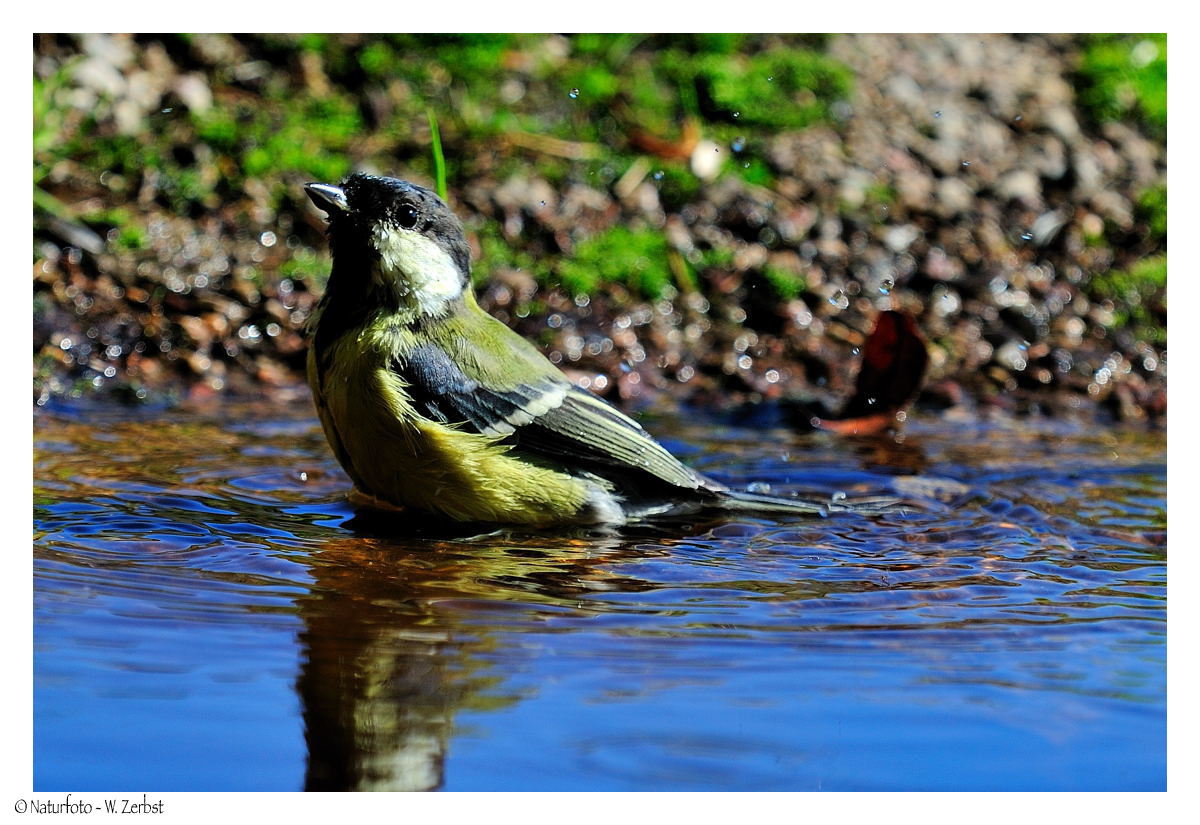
<box><xmin>33</xmin><ymin>34</ymin><xmax>1166</xmax><ymax>420</ymax></box>
<box><xmin>35</xmin><ymin>34</ymin><xmax>854</xmax><ymax>300</ymax></box>
<box><xmin>1075</xmin><ymin>34</ymin><xmax>1166</xmax><ymax>141</ymax></box>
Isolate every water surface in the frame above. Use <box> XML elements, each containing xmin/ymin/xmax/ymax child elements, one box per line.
<box><xmin>33</xmin><ymin>399</ymin><xmax>1166</xmax><ymax>790</ymax></box>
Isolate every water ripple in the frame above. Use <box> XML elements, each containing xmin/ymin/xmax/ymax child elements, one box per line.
<box><xmin>33</xmin><ymin>402</ymin><xmax>1166</xmax><ymax>791</ymax></box>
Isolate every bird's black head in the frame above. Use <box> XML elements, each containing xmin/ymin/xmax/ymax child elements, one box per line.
<box><xmin>305</xmin><ymin>174</ymin><xmax>472</xmax><ymax>318</ymax></box>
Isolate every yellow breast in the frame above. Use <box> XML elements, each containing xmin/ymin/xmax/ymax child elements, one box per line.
<box><xmin>307</xmin><ymin>332</ymin><xmax>594</xmax><ymax>526</ymax></box>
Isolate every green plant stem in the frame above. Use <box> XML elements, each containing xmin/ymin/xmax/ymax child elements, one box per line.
<box><xmin>427</xmin><ymin>109</ymin><xmax>447</xmax><ymax>201</ymax></box>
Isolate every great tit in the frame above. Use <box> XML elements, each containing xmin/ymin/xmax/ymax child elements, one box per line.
<box><xmin>304</xmin><ymin>173</ymin><xmax>885</xmax><ymax>526</ymax></box>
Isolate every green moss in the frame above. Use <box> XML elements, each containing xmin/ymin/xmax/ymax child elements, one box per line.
<box><xmin>297</xmin><ymin>34</ymin><xmax>331</xmax><ymax>54</ymax></box>
<box><xmin>76</xmin><ymin>206</ymin><xmax>147</xmax><ymax>250</ymax></box>
<box><xmin>1137</xmin><ymin>183</ymin><xmax>1167</xmax><ymax>244</ymax></box>
<box><xmin>1093</xmin><ymin>255</ymin><xmax>1166</xmax><ymax>300</ymax></box>
<box><xmin>420</xmin><ymin>34</ymin><xmax>520</xmax><ymax>82</ymax></box>
<box><xmin>1089</xmin><ymin>254</ymin><xmax>1167</xmax><ymax>345</ymax></box>
<box><xmin>558</xmin><ymin>226</ymin><xmax>674</xmax><ymax>298</ymax></box>
<box><xmin>865</xmin><ymin>183</ymin><xmax>896</xmax><ymax>207</ymax></box>
<box><xmin>684</xmin><ymin>33</ymin><xmax>747</xmax><ymax>55</ymax></box>
<box><xmin>192</xmin><ymin>107</ymin><xmax>240</xmax><ymax>151</ymax></box>
<box><xmin>699</xmin><ymin>245</ymin><xmax>735</xmax><ymax>269</ymax></box>
<box><xmin>617</xmin><ymin>64</ymin><xmax>676</xmax><ymax>137</ymax></box>
<box><xmin>279</xmin><ymin>249</ymin><xmax>330</xmax><ymax>288</ymax></box>
<box><xmin>763</xmin><ymin>265</ymin><xmax>806</xmax><ymax>299</ymax></box>
<box><xmin>471</xmin><ymin>223</ymin><xmax>549</xmax><ymax>288</ymax></box>
<box><xmin>115</xmin><ymin>225</ymin><xmax>147</xmax><ymax>250</ymax></box>
<box><xmin>692</xmin><ymin>49</ymin><xmax>853</xmax><ymax>128</ymax></box>
<box><xmin>1077</xmin><ymin>34</ymin><xmax>1166</xmax><ymax>140</ymax></box>
<box><xmin>67</xmin><ymin>133</ymin><xmax>145</xmax><ymax>178</ymax></box>
<box><xmin>358</xmin><ymin>40</ymin><xmax>398</xmax><ymax>77</ymax></box>
<box><xmin>201</xmin><ymin>94</ymin><xmax>360</xmax><ymax>188</ymax></box>
<box><xmin>568</xmin><ymin>64</ymin><xmax>621</xmax><ymax>103</ymax></box>
<box><xmin>33</xmin><ymin>61</ymin><xmax>75</xmax><ymax>162</ymax></box>
<box><xmin>652</xmin><ymin>165</ymin><xmax>703</xmax><ymax>211</ymax></box>
<box><xmin>733</xmin><ymin>156</ymin><xmax>774</xmax><ymax>187</ymax></box>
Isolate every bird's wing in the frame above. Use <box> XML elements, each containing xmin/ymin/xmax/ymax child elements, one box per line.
<box><xmin>391</xmin><ymin>310</ymin><xmax>708</xmax><ymax>491</ymax></box>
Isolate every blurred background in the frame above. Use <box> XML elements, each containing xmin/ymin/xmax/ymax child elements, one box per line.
<box><xmin>32</xmin><ymin>33</ymin><xmax>1166</xmax><ymax>420</ymax></box>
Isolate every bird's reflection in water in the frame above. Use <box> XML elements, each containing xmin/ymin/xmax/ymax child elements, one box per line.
<box><xmin>294</xmin><ymin>518</ymin><xmax>692</xmax><ymax>791</ymax></box>
<box><xmin>844</xmin><ymin>431</ymin><xmax>929</xmax><ymax>476</ymax></box>
<box><xmin>297</xmin><ymin>535</ymin><xmax>462</xmax><ymax>791</ymax></box>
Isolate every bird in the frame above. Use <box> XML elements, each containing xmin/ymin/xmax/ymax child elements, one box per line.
<box><xmin>303</xmin><ymin>173</ymin><xmax>889</xmax><ymax>527</ymax></box>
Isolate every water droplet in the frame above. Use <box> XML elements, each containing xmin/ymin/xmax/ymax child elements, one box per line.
<box><xmin>743</xmin><ymin>162</ymin><xmax>750</xmax><ymax>168</ymax></box>
<box><xmin>831</xmin><ymin>491</ymin><xmax>847</xmax><ymax>503</ymax></box>
<box><xmin>568</xmin><ymin>88</ymin><xmax>580</xmax><ymax>99</ymax></box>
<box><xmin>653</xmin><ymin>170</ymin><xmax>664</xmax><ymax>180</ymax></box>
<box><xmin>880</xmin><ymin>277</ymin><xmax>894</xmax><ymax>295</ymax></box>
<box><xmin>299</xmin><ymin>471</ymin><xmax>308</xmax><ymax>482</ymax></box>
<box><xmin>851</xmin><ymin>348</ymin><xmax>860</xmax><ymax>356</ymax></box>
<box><xmin>867</xmin><ymin>397</ymin><xmax>877</xmax><ymax>406</ymax></box>
<box><xmin>828</xmin><ymin>291</ymin><xmax>849</xmax><ymax>310</ymax></box>
<box><xmin>733</xmin><ymin>111</ymin><xmax>741</xmax><ymax>119</ymax></box>
<box><xmin>767</xmin><ymin>76</ymin><xmax>774</xmax><ymax>83</ymax></box>
<box><xmin>962</xmin><ymin>160</ymin><xmax>971</xmax><ymax>168</ymax></box>
<box><xmin>934</xmin><ymin>110</ymin><xmax>942</xmax><ymax>118</ymax></box>
<box><xmin>1021</xmin><ymin>232</ymin><xmax>1033</xmax><ymax>241</ymax></box>
<box><xmin>540</xmin><ymin>200</ymin><xmax>546</xmax><ymax>206</ymax></box>
<box><xmin>731</xmin><ymin>136</ymin><xmax>746</xmax><ymax>152</ymax></box>
<box><xmin>1013</xmin><ymin>114</ymin><xmax>1023</xmax><ymax>122</ymax></box>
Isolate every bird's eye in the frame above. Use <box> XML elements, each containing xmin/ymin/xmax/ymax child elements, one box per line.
<box><xmin>397</xmin><ymin>204</ymin><xmax>419</xmax><ymax>229</ymax></box>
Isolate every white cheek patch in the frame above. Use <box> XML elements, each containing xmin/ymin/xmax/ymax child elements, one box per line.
<box><xmin>371</xmin><ymin>224</ymin><xmax>464</xmax><ymax>317</ymax></box>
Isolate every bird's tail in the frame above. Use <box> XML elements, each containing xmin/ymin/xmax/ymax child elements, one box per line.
<box><xmin>717</xmin><ymin>489</ymin><xmax>900</xmax><ymax>517</ymax></box>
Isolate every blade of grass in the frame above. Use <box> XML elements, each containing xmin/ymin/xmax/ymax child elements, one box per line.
<box><xmin>427</xmin><ymin>108</ymin><xmax>447</xmax><ymax>201</ymax></box>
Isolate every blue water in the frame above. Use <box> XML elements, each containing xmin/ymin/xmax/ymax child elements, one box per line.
<box><xmin>33</xmin><ymin>400</ymin><xmax>1166</xmax><ymax>790</ymax></box>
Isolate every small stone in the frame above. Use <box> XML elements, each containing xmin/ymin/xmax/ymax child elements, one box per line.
<box><xmin>997</xmin><ymin>169</ymin><xmax>1042</xmax><ymax>207</ymax></box>
<box><xmin>935</xmin><ymin>177</ymin><xmax>974</xmax><ymax>216</ymax></box>
<box><xmin>883</xmin><ymin>224</ymin><xmax>921</xmax><ymax>252</ymax></box>
<box><xmin>174</xmin><ymin>73</ymin><xmax>212</xmax><ymax>114</ymax></box>
<box><xmin>690</xmin><ymin>139</ymin><xmax>723</xmax><ymax>181</ymax></box>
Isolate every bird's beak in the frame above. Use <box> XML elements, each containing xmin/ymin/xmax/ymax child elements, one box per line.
<box><xmin>305</xmin><ymin>182</ymin><xmax>349</xmax><ymax>215</ymax></box>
